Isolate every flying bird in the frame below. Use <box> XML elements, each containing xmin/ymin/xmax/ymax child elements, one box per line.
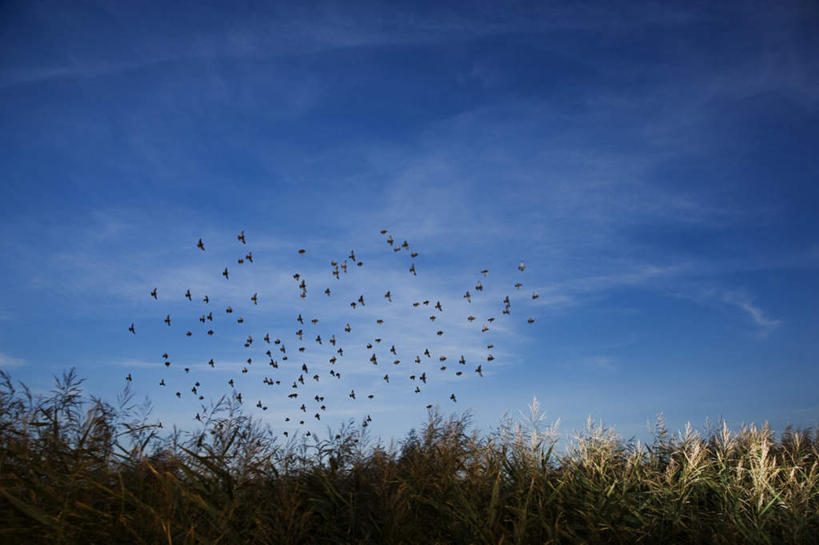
<box><xmin>222</xmin><ymin>268</ymin><xmax>229</xmax><ymax>279</ymax></box>
<box><xmin>150</xmin><ymin>288</ymin><xmax>157</xmax><ymax>299</ymax></box>
<box><xmin>237</xmin><ymin>231</ymin><xmax>246</xmax><ymax>244</ymax></box>
<box><xmin>128</xmin><ymin>323</ymin><xmax>135</xmax><ymax>334</ymax></box>
<box><xmin>197</xmin><ymin>239</ymin><xmax>205</xmax><ymax>251</ymax></box>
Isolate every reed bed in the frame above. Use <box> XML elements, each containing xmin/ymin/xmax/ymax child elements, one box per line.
<box><xmin>1</xmin><ymin>369</ymin><xmax>817</xmax><ymax>544</ymax></box>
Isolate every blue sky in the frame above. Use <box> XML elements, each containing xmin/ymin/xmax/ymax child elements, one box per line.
<box><xmin>1</xmin><ymin>0</ymin><xmax>818</xmax><ymax>445</ymax></box>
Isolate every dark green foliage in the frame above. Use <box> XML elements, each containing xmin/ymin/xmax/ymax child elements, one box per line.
<box><xmin>1</xmin><ymin>369</ymin><xmax>817</xmax><ymax>544</ymax></box>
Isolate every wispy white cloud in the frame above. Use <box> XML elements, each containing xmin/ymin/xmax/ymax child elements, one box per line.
<box><xmin>0</xmin><ymin>352</ymin><xmax>27</xmax><ymax>369</ymax></box>
<box><xmin>721</xmin><ymin>291</ymin><xmax>782</xmax><ymax>333</ymax></box>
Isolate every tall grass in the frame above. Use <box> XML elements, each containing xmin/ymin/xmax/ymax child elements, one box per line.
<box><xmin>1</xmin><ymin>369</ymin><xmax>817</xmax><ymax>544</ymax></box>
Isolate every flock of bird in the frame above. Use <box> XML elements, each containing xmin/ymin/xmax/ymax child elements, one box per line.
<box><xmin>127</xmin><ymin>230</ymin><xmax>538</xmax><ymax>437</ymax></box>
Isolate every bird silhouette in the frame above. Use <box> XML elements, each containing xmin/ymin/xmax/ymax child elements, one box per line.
<box><xmin>151</xmin><ymin>288</ymin><xmax>158</xmax><ymax>299</ymax></box>
<box><xmin>197</xmin><ymin>239</ymin><xmax>205</xmax><ymax>251</ymax></box>
<box><xmin>128</xmin><ymin>323</ymin><xmax>135</xmax><ymax>334</ymax></box>
<box><xmin>238</xmin><ymin>231</ymin><xmax>246</xmax><ymax>244</ymax></box>
<box><xmin>164</xmin><ymin>315</ymin><xmax>171</xmax><ymax>326</ymax></box>
<box><xmin>222</xmin><ymin>268</ymin><xmax>229</xmax><ymax>279</ymax></box>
